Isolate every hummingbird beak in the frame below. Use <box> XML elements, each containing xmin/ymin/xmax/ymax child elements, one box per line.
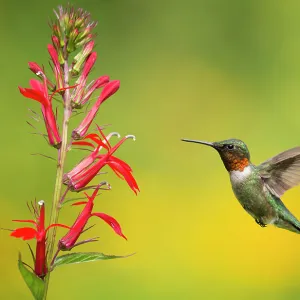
<box><xmin>181</xmin><ymin>139</ymin><xmax>215</xmax><ymax>148</ymax></box>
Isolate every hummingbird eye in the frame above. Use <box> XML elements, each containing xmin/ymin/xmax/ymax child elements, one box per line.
<box><xmin>227</xmin><ymin>144</ymin><xmax>234</xmax><ymax>150</ymax></box>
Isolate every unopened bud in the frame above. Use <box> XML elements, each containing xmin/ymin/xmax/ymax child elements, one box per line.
<box><xmin>28</xmin><ymin>62</ymin><xmax>55</xmax><ymax>90</ymax></box>
<box><xmin>52</xmin><ymin>24</ymin><xmax>63</xmax><ymax>46</ymax></box>
<box><xmin>73</xmin><ymin>41</ymin><xmax>94</xmax><ymax>64</ymax></box>
<box><xmin>75</xmin><ymin>34</ymin><xmax>93</xmax><ymax>48</ymax></box>
<box><xmin>70</xmin><ymin>28</ymin><xmax>79</xmax><ymax>42</ymax></box>
<box><xmin>72</xmin><ymin>51</ymin><xmax>97</xmax><ymax>78</ymax></box>
<box><xmin>51</xmin><ymin>36</ymin><xmax>60</xmax><ymax>50</ymax></box>
<box><xmin>75</xmin><ymin>17</ymin><xmax>84</xmax><ymax>28</ymax></box>
<box><xmin>65</xmin><ymin>19</ymin><xmax>75</xmax><ymax>38</ymax></box>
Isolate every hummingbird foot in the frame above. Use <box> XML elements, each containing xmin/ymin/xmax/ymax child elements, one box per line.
<box><xmin>255</xmin><ymin>219</ymin><xmax>266</xmax><ymax>228</ymax></box>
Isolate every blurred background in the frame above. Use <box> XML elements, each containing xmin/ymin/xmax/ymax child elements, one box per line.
<box><xmin>1</xmin><ymin>0</ymin><xmax>300</xmax><ymax>299</ymax></box>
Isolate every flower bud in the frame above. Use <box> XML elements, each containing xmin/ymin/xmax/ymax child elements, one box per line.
<box><xmin>52</xmin><ymin>24</ymin><xmax>63</xmax><ymax>47</ymax></box>
<box><xmin>28</xmin><ymin>62</ymin><xmax>55</xmax><ymax>91</ymax></box>
<box><xmin>52</xmin><ymin>6</ymin><xmax>97</xmax><ymax>55</ymax></box>
<box><xmin>75</xmin><ymin>17</ymin><xmax>84</xmax><ymax>28</ymax></box>
<box><xmin>71</xmin><ymin>41</ymin><xmax>95</xmax><ymax>76</ymax></box>
<box><xmin>75</xmin><ymin>34</ymin><xmax>93</xmax><ymax>48</ymax></box>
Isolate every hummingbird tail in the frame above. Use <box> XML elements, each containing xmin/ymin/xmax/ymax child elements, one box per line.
<box><xmin>274</xmin><ymin>218</ymin><xmax>300</xmax><ymax>234</ymax></box>
<box><xmin>290</xmin><ymin>223</ymin><xmax>300</xmax><ymax>234</ymax></box>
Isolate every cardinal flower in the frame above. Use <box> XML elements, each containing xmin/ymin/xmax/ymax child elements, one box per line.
<box><xmin>64</xmin><ymin>126</ymin><xmax>139</xmax><ymax>194</ymax></box>
<box><xmin>10</xmin><ymin>201</ymin><xmax>69</xmax><ymax>278</ymax></box>
<box><xmin>19</xmin><ymin>78</ymin><xmax>62</xmax><ymax>148</ymax></box>
<box><xmin>58</xmin><ymin>185</ymin><xmax>126</xmax><ymax>251</ymax></box>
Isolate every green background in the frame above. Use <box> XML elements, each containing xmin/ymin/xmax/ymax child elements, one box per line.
<box><xmin>1</xmin><ymin>0</ymin><xmax>300</xmax><ymax>299</ymax></box>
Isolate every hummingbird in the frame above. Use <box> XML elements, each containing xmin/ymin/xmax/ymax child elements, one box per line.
<box><xmin>181</xmin><ymin>138</ymin><xmax>300</xmax><ymax>234</ymax></box>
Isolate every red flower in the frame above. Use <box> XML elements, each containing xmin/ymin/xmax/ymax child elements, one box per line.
<box><xmin>72</xmin><ymin>80</ymin><xmax>120</xmax><ymax>139</ymax></box>
<box><xmin>58</xmin><ymin>185</ymin><xmax>126</xmax><ymax>251</ymax></box>
<box><xmin>11</xmin><ymin>201</ymin><xmax>69</xmax><ymax>278</ymax></box>
<box><xmin>64</xmin><ymin>126</ymin><xmax>139</xmax><ymax>194</ymax></box>
<box><xmin>19</xmin><ymin>78</ymin><xmax>62</xmax><ymax>148</ymax></box>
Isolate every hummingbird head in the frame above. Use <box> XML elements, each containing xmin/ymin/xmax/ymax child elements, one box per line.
<box><xmin>181</xmin><ymin>138</ymin><xmax>251</xmax><ymax>172</ymax></box>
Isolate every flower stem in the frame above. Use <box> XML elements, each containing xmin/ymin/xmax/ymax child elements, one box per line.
<box><xmin>43</xmin><ymin>60</ymin><xmax>71</xmax><ymax>299</ymax></box>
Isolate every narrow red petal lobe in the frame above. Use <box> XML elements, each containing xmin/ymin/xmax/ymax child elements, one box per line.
<box><xmin>12</xmin><ymin>219</ymin><xmax>36</xmax><ymax>224</ymax></box>
<box><xmin>84</xmin><ymin>134</ymin><xmax>108</xmax><ymax>149</ymax></box>
<box><xmin>110</xmin><ymin>156</ymin><xmax>132</xmax><ymax>171</ymax></box>
<box><xmin>107</xmin><ymin>161</ymin><xmax>139</xmax><ymax>194</ymax></box>
<box><xmin>71</xmin><ymin>201</ymin><xmax>88</xmax><ymax>206</ymax></box>
<box><xmin>72</xmin><ymin>141</ymin><xmax>95</xmax><ymax>148</ymax></box>
<box><xmin>10</xmin><ymin>227</ymin><xmax>37</xmax><ymax>240</ymax></box>
<box><xmin>29</xmin><ymin>79</ymin><xmax>44</xmax><ymax>91</ymax></box>
<box><xmin>19</xmin><ymin>87</ymin><xmax>47</xmax><ymax>105</ymax></box>
<box><xmin>92</xmin><ymin>212</ymin><xmax>127</xmax><ymax>240</ymax></box>
<box><xmin>45</xmin><ymin>223</ymin><xmax>71</xmax><ymax>232</ymax></box>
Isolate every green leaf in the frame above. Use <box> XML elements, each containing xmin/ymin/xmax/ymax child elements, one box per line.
<box><xmin>53</xmin><ymin>252</ymin><xmax>133</xmax><ymax>269</ymax></box>
<box><xmin>18</xmin><ymin>255</ymin><xmax>45</xmax><ymax>300</ymax></box>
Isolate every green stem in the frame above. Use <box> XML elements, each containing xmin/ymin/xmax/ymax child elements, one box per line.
<box><xmin>43</xmin><ymin>60</ymin><xmax>71</xmax><ymax>299</ymax></box>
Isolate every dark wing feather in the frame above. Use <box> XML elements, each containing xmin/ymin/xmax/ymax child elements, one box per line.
<box><xmin>257</xmin><ymin>147</ymin><xmax>300</xmax><ymax>197</ymax></box>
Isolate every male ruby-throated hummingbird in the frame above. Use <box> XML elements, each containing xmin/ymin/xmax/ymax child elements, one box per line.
<box><xmin>182</xmin><ymin>138</ymin><xmax>300</xmax><ymax>234</ymax></box>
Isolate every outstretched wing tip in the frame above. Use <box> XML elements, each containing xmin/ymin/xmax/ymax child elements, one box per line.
<box><xmin>258</xmin><ymin>147</ymin><xmax>300</xmax><ymax>197</ymax></box>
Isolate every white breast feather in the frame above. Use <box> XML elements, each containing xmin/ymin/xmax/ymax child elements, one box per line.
<box><xmin>230</xmin><ymin>165</ymin><xmax>252</xmax><ymax>185</ymax></box>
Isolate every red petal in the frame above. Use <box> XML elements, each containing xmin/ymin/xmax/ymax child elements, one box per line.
<box><xmin>46</xmin><ymin>223</ymin><xmax>71</xmax><ymax>232</ymax></box>
<box><xmin>84</xmin><ymin>134</ymin><xmax>108</xmax><ymax>149</ymax></box>
<box><xmin>29</xmin><ymin>79</ymin><xmax>44</xmax><ymax>92</ymax></box>
<box><xmin>98</xmin><ymin>80</ymin><xmax>120</xmax><ymax>104</ymax></box>
<box><xmin>107</xmin><ymin>161</ymin><xmax>139</xmax><ymax>194</ymax></box>
<box><xmin>109</xmin><ymin>165</ymin><xmax>125</xmax><ymax>180</ymax></box>
<box><xmin>71</xmin><ymin>201</ymin><xmax>88</xmax><ymax>206</ymax></box>
<box><xmin>19</xmin><ymin>87</ymin><xmax>48</xmax><ymax>105</ymax></box>
<box><xmin>48</xmin><ymin>44</ymin><xmax>59</xmax><ymax>67</ymax></box>
<box><xmin>96</xmin><ymin>125</ymin><xmax>111</xmax><ymax>149</ymax></box>
<box><xmin>82</xmin><ymin>52</ymin><xmax>97</xmax><ymax>78</ymax></box>
<box><xmin>10</xmin><ymin>227</ymin><xmax>37</xmax><ymax>240</ymax></box>
<box><xmin>72</xmin><ymin>141</ymin><xmax>95</xmax><ymax>148</ymax></box>
<box><xmin>84</xmin><ymin>133</ymin><xmax>99</xmax><ymax>139</ymax></box>
<box><xmin>91</xmin><ymin>212</ymin><xmax>127</xmax><ymax>240</ymax></box>
<box><xmin>109</xmin><ymin>156</ymin><xmax>132</xmax><ymax>171</ymax></box>
<box><xmin>12</xmin><ymin>219</ymin><xmax>36</xmax><ymax>224</ymax></box>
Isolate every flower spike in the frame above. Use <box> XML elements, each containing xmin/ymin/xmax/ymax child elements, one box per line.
<box><xmin>14</xmin><ymin>6</ymin><xmax>138</xmax><ymax>296</ymax></box>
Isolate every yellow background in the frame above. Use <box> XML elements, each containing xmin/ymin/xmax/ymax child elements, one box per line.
<box><xmin>1</xmin><ymin>0</ymin><xmax>300</xmax><ymax>299</ymax></box>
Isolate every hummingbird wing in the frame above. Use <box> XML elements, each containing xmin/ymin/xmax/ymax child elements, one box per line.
<box><xmin>257</xmin><ymin>147</ymin><xmax>300</xmax><ymax>197</ymax></box>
